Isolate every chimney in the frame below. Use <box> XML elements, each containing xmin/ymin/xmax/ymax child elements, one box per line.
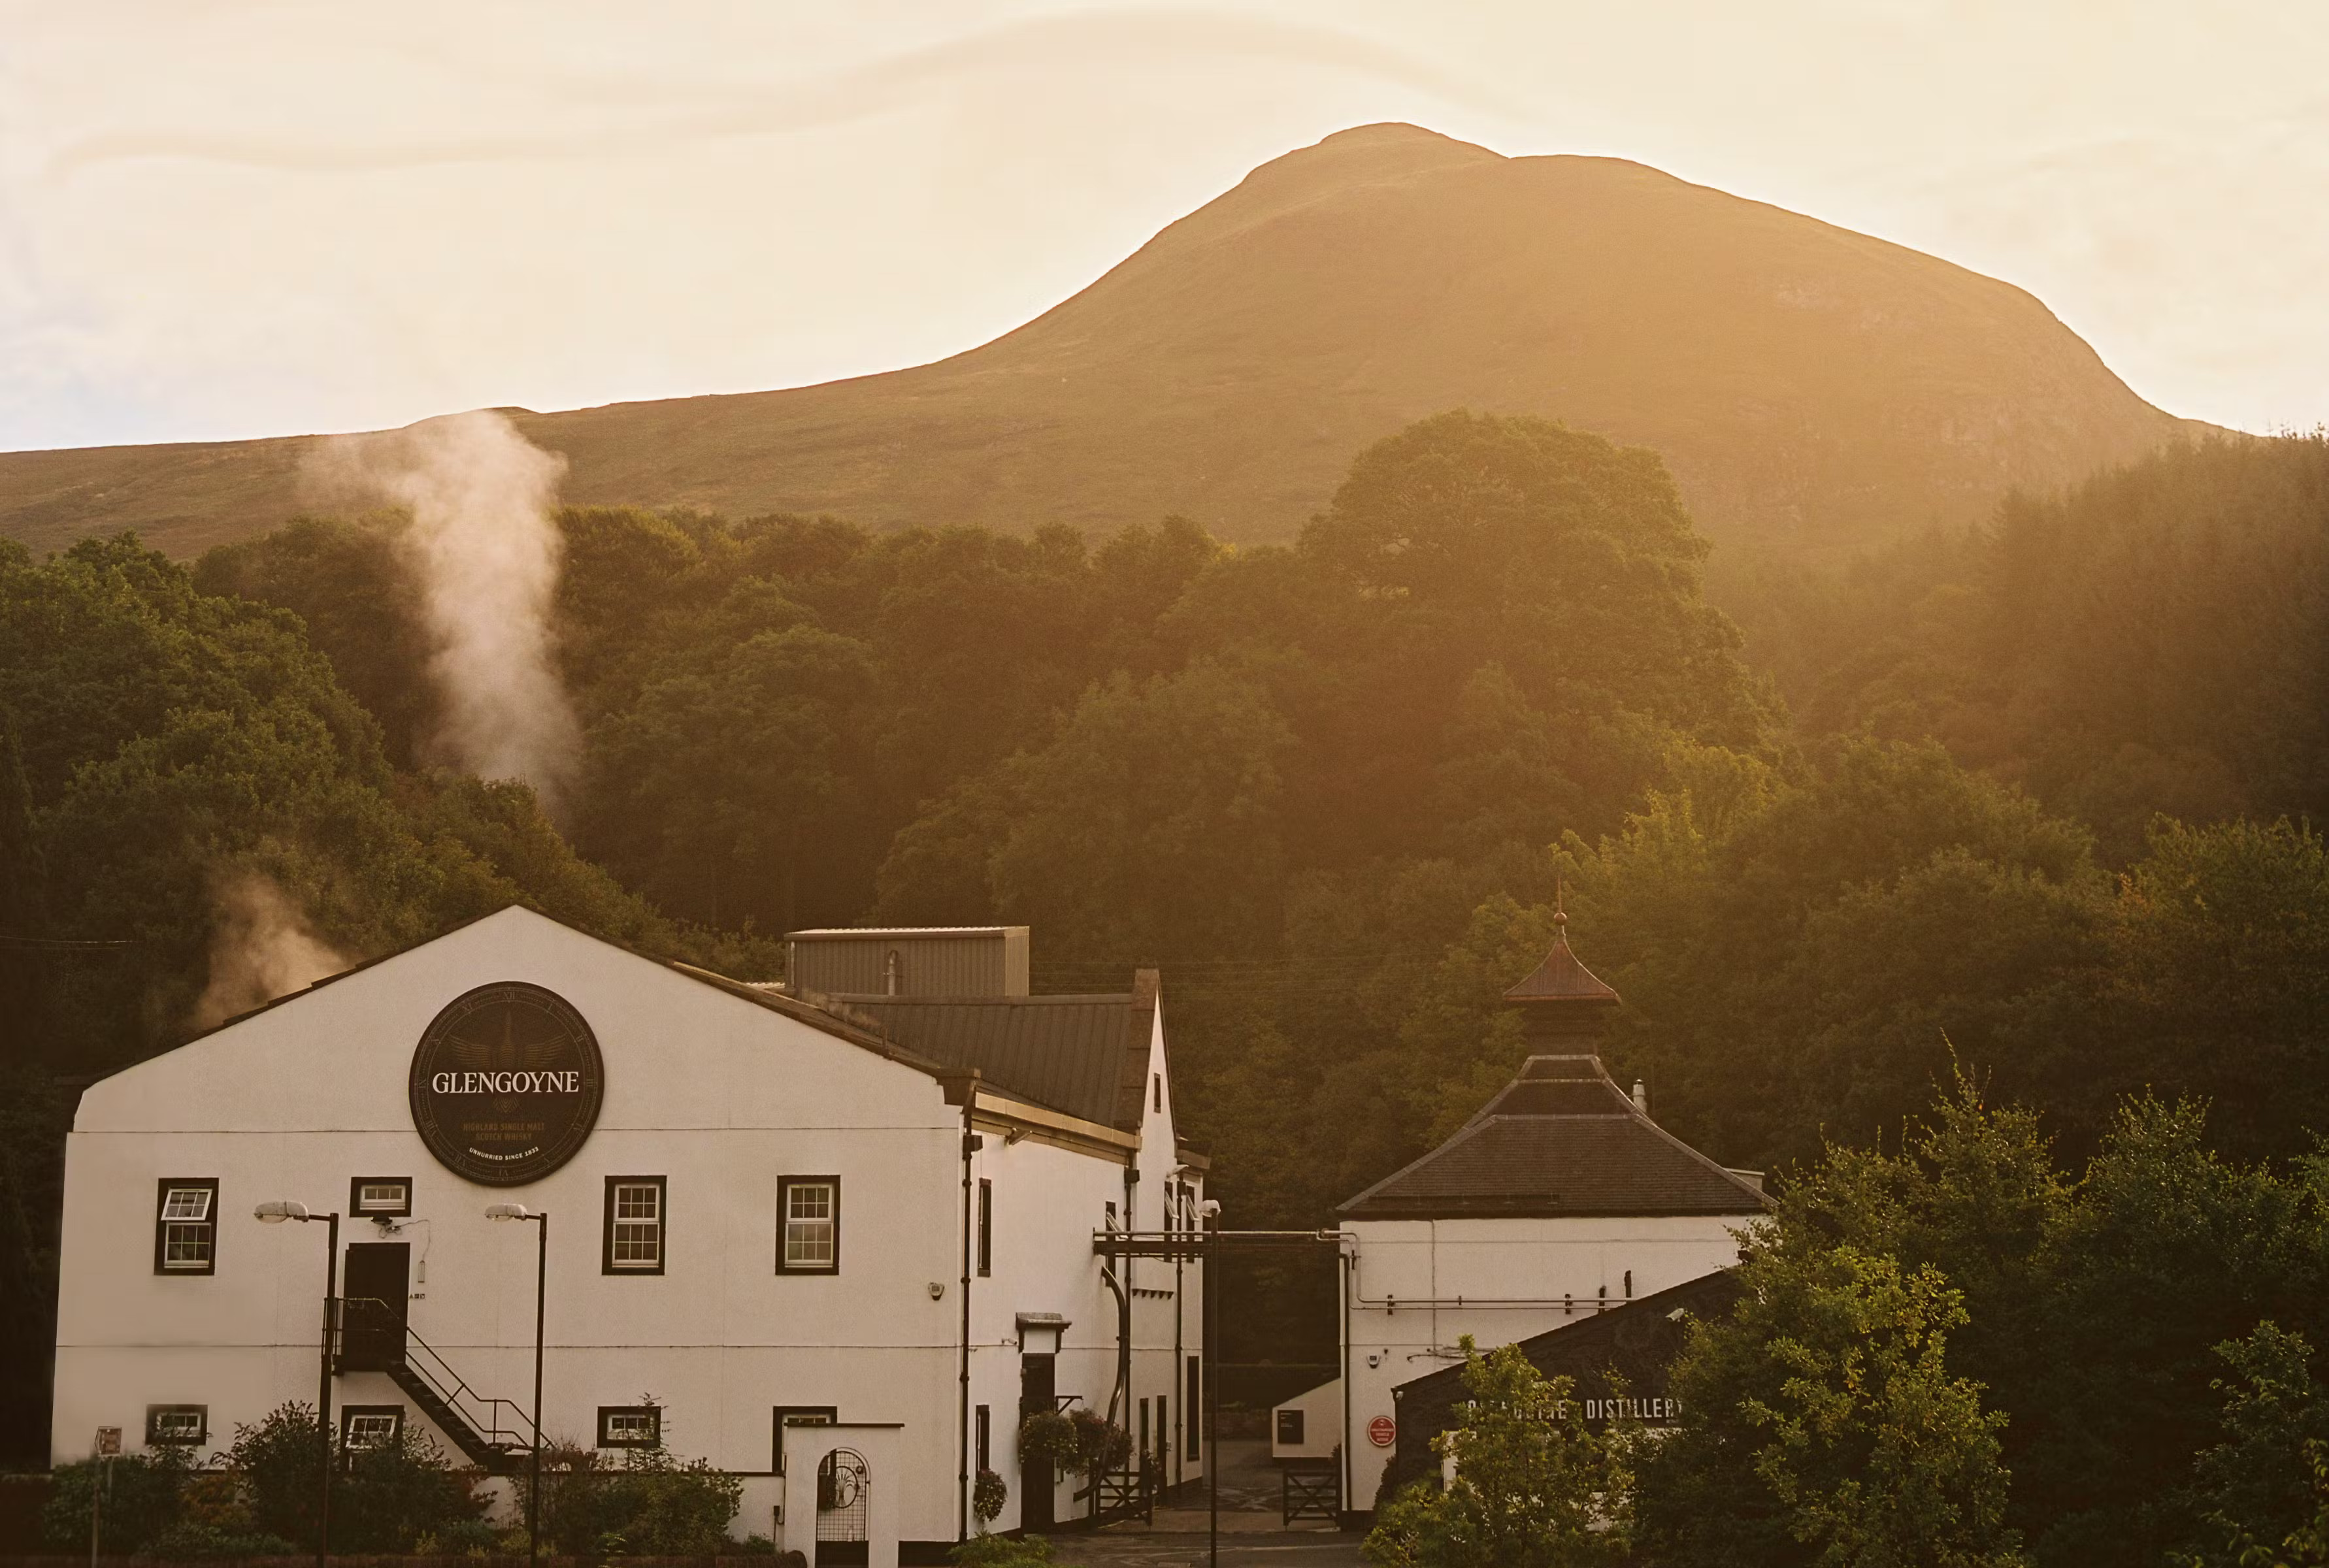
<box><xmin>1632</xmin><ymin>1079</ymin><xmax>1650</xmax><ymax>1116</ymax></box>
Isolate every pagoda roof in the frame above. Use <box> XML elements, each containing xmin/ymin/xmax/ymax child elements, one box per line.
<box><xmin>1502</xmin><ymin>913</ymin><xmax>1619</xmax><ymax>1005</ymax></box>
<box><xmin>1336</xmin><ymin>1054</ymin><xmax>1767</xmax><ymax>1220</ymax></box>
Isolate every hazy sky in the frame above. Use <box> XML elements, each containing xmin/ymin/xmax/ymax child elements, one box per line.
<box><xmin>5</xmin><ymin>1</ymin><xmax>2326</xmax><ymax>453</ymax></box>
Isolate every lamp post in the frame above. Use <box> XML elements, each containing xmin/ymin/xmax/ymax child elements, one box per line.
<box><xmin>1198</xmin><ymin>1198</ymin><xmax>1221</xmax><ymax>1568</ymax></box>
<box><xmin>254</xmin><ymin>1201</ymin><xmax>339</xmax><ymax>1568</ymax></box>
<box><xmin>487</xmin><ymin>1204</ymin><xmax>548</xmax><ymax>1568</ymax></box>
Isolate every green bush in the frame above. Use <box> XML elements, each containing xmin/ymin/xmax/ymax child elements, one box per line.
<box><xmin>143</xmin><ymin>1522</ymin><xmax>301</xmax><ymax>1558</ymax></box>
<box><xmin>950</xmin><ymin>1532</ymin><xmax>1055</xmax><ymax>1565</ymax></box>
<box><xmin>41</xmin><ymin>1450</ymin><xmax>193</xmax><ymax>1552</ymax></box>
<box><xmin>520</xmin><ymin>1408</ymin><xmax>741</xmax><ymax>1556</ymax></box>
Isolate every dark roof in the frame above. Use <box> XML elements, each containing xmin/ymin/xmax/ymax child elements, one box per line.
<box><xmin>840</xmin><ymin>973</ymin><xmax>1157</xmax><ymax>1132</ymax></box>
<box><xmin>1502</xmin><ymin>919</ymin><xmax>1620</xmax><ymax>1005</ymax></box>
<box><xmin>1381</xmin><ymin>1269</ymin><xmax>1743</xmax><ymax>1497</ymax></box>
<box><xmin>1338</xmin><ymin>1054</ymin><xmax>1768</xmax><ymax>1220</ymax></box>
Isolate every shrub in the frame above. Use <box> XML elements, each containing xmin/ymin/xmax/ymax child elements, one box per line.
<box><xmin>41</xmin><ymin>1450</ymin><xmax>193</xmax><ymax>1553</ymax></box>
<box><xmin>950</xmin><ymin>1532</ymin><xmax>1055</xmax><ymax>1565</ymax></box>
<box><xmin>518</xmin><ymin>1407</ymin><xmax>741</xmax><ymax>1556</ymax></box>
<box><xmin>143</xmin><ymin>1522</ymin><xmax>301</xmax><ymax>1558</ymax></box>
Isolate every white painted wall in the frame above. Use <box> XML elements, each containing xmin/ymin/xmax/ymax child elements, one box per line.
<box><xmin>1338</xmin><ymin>1213</ymin><xmax>1749</xmax><ymax>1509</ymax></box>
<box><xmin>52</xmin><ymin>907</ymin><xmax>1204</xmax><ymax>1548</ymax></box>
<box><xmin>1269</xmin><ymin>1378</ymin><xmax>1341</xmax><ymax>1463</ymax></box>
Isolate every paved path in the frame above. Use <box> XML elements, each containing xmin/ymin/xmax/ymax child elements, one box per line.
<box><xmin>1041</xmin><ymin>1439</ymin><xmax>1367</xmax><ymax>1568</ymax></box>
<box><xmin>1044</xmin><ymin>1531</ymin><xmax>1366</xmax><ymax>1567</ymax></box>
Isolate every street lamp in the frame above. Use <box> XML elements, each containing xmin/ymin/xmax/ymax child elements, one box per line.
<box><xmin>254</xmin><ymin>1200</ymin><xmax>339</xmax><ymax>1568</ymax></box>
<box><xmin>487</xmin><ymin>1203</ymin><xmax>548</xmax><ymax>1568</ymax></box>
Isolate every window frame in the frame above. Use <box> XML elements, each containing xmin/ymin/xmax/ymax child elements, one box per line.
<box><xmin>776</xmin><ymin>1175</ymin><xmax>841</xmax><ymax>1275</ymax></box>
<box><xmin>348</xmin><ymin>1177</ymin><xmax>412</xmax><ymax>1219</ymax></box>
<box><xmin>597</xmin><ymin>1405</ymin><xmax>661</xmax><ymax>1449</ymax></box>
<box><xmin>772</xmin><ymin>1405</ymin><xmax>838</xmax><ymax>1474</ymax></box>
<box><xmin>976</xmin><ymin>1178</ymin><xmax>993</xmax><ymax>1277</ymax></box>
<box><xmin>153</xmin><ymin>1179</ymin><xmax>220</xmax><ymax>1276</ymax></box>
<box><xmin>601</xmin><ymin>1175</ymin><xmax>668</xmax><ymax>1275</ymax></box>
<box><xmin>144</xmin><ymin>1405</ymin><xmax>208</xmax><ymax>1446</ymax></box>
<box><xmin>974</xmin><ymin>1403</ymin><xmax>991</xmax><ymax>1474</ymax></box>
<box><xmin>340</xmin><ymin>1405</ymin><xmax>405</xmax><ymax>1460</ymax></box>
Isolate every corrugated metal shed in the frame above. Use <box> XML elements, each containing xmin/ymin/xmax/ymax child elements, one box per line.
<box><xmin>786</xmin><ymin>926</ymin><xmax>1030</xmax><ymax>998</ymax></box>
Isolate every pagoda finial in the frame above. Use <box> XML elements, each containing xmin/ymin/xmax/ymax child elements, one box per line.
<box><xmin>1554</xmin><ymin>877</ymin><xmax>1568</xmax><ymax>931</ymax></box>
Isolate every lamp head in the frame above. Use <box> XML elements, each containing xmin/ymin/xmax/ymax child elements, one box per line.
<box><xmin>253</xmin><ymin>1200</ymin><xmax>309</xmax><ymax>1224</ymax></box>
<box><xmin>486</xmin><ymin>1203</ymin><xmax>530</xmax><ymax>1222</ymax></box>
<box><xmin>1197</xmin><ymin>1198</ymin><xmax>1222</xmax><ymax>1221</ymax></box>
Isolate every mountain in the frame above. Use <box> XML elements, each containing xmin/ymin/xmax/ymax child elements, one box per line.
<box><xmin>0</xmin><ymin>123</ymin><xmax>2204</xmax><ymax>562</ymax></box>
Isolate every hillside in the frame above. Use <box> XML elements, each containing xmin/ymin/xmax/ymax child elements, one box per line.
<box><xmin>0</xmin><ymin>123</ymin><xmax>2204</xmax><ymax>561</ymax></box>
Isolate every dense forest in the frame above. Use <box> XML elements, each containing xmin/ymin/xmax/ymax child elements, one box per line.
<box><xmin>5</xmin><ymin>413</ymin><xmax>2328</xmax><ymax>1564</ymax></box>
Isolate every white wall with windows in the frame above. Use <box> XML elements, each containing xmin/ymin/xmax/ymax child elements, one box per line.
<box><xmin>50</xmin><ymin>906</ymin><xmax>1202</xmax><ymax>1556</ymax></box>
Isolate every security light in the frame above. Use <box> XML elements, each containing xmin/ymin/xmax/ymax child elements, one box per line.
<box><xmin>254</xmin><ymin>1200</ymin><xmax>310</xmax><ymax>1224</ymax></box>
<box><xmin>486</xmin><ymin>1203</ymin><xmax>531</xmax><ymax>1222</ymax></box>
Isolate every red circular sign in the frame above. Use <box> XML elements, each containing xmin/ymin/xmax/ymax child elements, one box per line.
<box><xmin>1368</xmin><ymin>1416</ymin><xmax>1396</xmax><ymax>1448</ymax></box>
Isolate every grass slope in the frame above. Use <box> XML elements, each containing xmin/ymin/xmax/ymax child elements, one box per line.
<box><xmin>0</xmin><ymin>123</ymin><xmax>2202</xmax><ymax>560</ymax></box>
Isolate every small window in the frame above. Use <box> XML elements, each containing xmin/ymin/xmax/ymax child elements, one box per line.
<box><xmin>1153</xmin><ymin>1074</ymin><xmax>1162</xmax><ymax>1113</ymax></box>
<box><xmin>977</xmin><ymin>1179</ymin><xmax>993</xmax><ymax>1277</ymax></box>
<box><xmin>146</xmin><ymin>1405</ymin><xmax>206</xmax><ymax>1446</ymax></box>
<box><xmin>603</xmin><ymin>1177</ymin><xmax>667</xmax><ymax>1275</ymax></box>
<box><xmin>974</xmin><ymin>1404</ymin><xmax>991</xmax><ymax>1473</ymax></box>
<box><xmin>154</xmin><ymin>1179</ymin><xmax>219</xmax><ymax>1275</ymax></box>
<box><xmin>1276</xmin><ymin>1408</ymin><xmax>1305</xmax><ymax>1446</ymax></box>
<box><xmin>773</xmin><ymin>1406</ymin><xmax>836</xmax><ymax>1473</ymax></box>
<box><xmin>598</xmin><ymin>1406</ymin><xmax>661</xmax><ymax>1448</ymax></box>
<box><xmin>342</xmin><ymin>1406</ymin><xmax>404</xmax><ymax>1456</ymax></box>
<box><xmin>778</xmin><ymin>1176</ymin><xmax>840</xmax><ymax>1274</ymax></box>
<box><xmin>350</xmin><ymin>1177</ymin><xmax>412</xmax><ymax>1218</ymax></box>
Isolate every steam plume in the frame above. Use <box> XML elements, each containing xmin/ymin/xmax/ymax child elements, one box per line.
<box><xmin>192</xmin><ymin>872</ymin><xmax>352</xmax><ymax>1030</ymax></box>
<box><xmin>307</xmin><ymin>410</ymin><xmax>580</xmax><ymax>808</ymax></box>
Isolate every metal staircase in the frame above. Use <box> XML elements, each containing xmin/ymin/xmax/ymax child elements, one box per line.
<box><xmin>339</xmin><ymin>1296</ymin><xmax>531</xmax><ymax>1475</ymax></box>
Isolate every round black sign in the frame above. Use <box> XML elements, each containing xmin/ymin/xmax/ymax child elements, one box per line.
<box><xmin>408</xmin><ymin>982</ymin><xmax>604</xmax><ymax>1186</ymax></box>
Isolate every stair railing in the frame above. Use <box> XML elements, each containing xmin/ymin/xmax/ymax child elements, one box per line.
<box><xmin>334</xmin><ymin>1298</ymin><xmax>531</xmax><ymax>1454</ymax></box>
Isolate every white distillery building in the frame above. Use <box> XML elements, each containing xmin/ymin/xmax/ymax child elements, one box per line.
<box><xmin>1276</xmin><ymin>911</ymin><xmax>1768</xmax><ymax>1513</ymax></box>
<box><xmin>50</xmin><ymin>908</ymin><xmax>1208</xmax><ymax>1564</ymax></box>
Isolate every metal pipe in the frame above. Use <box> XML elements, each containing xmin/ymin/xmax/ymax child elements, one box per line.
<box><xmin>1205</xmin><ymin>1211</ymin><xmax>1218</xmax><ymax>1568</ymax></box>
<box><xmin>957</xmin><ymin>1112</ymin><xmax>976</xmax><ymax>1541</ymax></box>
<box><xmin>529</xmin><ymin>1213</ymin><xmax>546</xmax><ymax>1568</ymax></box>
<box><xmin>317</xmin><ymin>1211</ymin><xmax>338</xmax><ymax>1568</ymax></box>
<box><xmin>1340</xmin><ymin>1246</ymin><xmax>1353</xmax><ymax>1522</ymax></box>
<box><xmin>1172</xmin><ymin>1186</ymin><xmax>1183</xmax><ymax>1494</ymax></box>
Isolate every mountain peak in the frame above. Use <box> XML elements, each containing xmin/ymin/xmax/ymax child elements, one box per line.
<box><xmin>0</xmin><ymin>125</ymin><xmax>2200</xmax><ymax>563</ymax></box>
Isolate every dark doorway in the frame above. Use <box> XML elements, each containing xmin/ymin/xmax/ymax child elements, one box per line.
<box><xmin>339</xmin><ymin>1243</ymin><xmax>410</xmax><ymax>1371</ymax></box>
<box><xmin>1019</xmin><ymin>1354</ymin><xmax>1056</xmax><ymax>1529</ymax></box>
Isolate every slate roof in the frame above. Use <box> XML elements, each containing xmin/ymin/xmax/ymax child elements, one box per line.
<box><xmin>839</xmin><ymin>974</ymin><xmax>1157</xmax><ymax>1132</ymax></box>
<box><xmin>1337</xmin><ymin>1054</ymin><xmax>1768</xmax><ymax>1220</ymax></box>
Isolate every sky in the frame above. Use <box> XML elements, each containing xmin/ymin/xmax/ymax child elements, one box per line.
<box><xmin>5</xmin><ymin>1</ymin><xmax>2326</xmax><ymax>453</ymax></box>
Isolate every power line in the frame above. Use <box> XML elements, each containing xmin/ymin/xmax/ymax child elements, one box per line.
<box><xmin>0</xmin><ymin>932</ymin><xmax>135</xmax><ymax>950</ymax></box>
